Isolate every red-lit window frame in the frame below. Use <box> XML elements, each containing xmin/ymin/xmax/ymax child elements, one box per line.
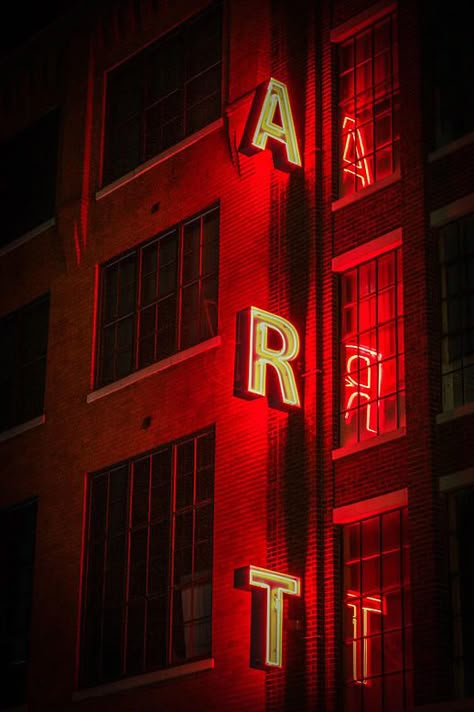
<box><xmin>79</xmin><ymin>428</ymin><xmax>215</xmax><ymax>688</ymax></box>
<box><xmin>342</xmin><ymin>507</ymin><xmax>412</xmax><ymax>711</ymax></box>
<box><xmin>338</xmin><ymin>246</ymin><xmax>405</xmax><ymax>447</ymax></box>
<box><xmin>95</xmin><ymin>205</ymin><xmax>219</xmax><ymax>388</ymax></box>
<box><xmin>336</xmin><ymin>11</ymin><xmax>399</xmax><ymax>198</ymax></box>
<box><xmin>439</xmin><ymin>213</ymin><xmax>474</xmax><ymax>412</ymax></box>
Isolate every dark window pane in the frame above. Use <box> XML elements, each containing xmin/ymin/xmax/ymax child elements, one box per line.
<box><xmin>0</xmin><ymin>500</ymin><xmax>37</xmax><ymax>708</ymax></box>
<box><xmin>96</xmin><ymin>208</ymin><xmax>218</xmax><ymax>387</ymax></box>
<box><xmin>0</xmin><ymin>296</ymin><xmax>49</xmax><ymax>432</ymax></box>
<box><xmin>0</xmin><ymin>111</ymin><xmax>59</xmax><ymax>248</ymax></box>
<box><xmin>126</xmin><ymin>602</ymin><xmax>145</xmax><ymax>675</ymax></box>
<box><xmin>81</xmin><ymin>430</ymin><xmax>214</xmax><ymax>685</ymax></box>
<box><xmin>102</xmin><ymin>6</ymin><xmax>222</xmax><ymax>184</ymax></box>
<box><xmin>439</xmin><ymin>214</ymin><xmax>474</xmax><ymax>411</ymax></box>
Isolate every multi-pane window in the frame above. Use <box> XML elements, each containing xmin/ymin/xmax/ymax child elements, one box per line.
<box><xmin>80</xmin><ymin>428</ymin><xmax>215</xmax><ymax>687</ymax></box>
<box><xmin>439</xmin><ymin>213</ymin><xmax>474</xmax><ymax>411</ymax></box>
<box><xmin>96</xmin><ymin>205</ymin><xmax>219</xmax><ymax>388</ymax></box>
<box><xmin>0</xmin><ymin>499</ymin><xmax>38</xmax><ymax>708</ymax></box>
<box><xmin>447</xmin><ymin>487</ymin><xmax>474</xmax><ymax>698</ymax></box>
<box><xmin>0</xmin><ymin>295</ymin><xmax>50</xmax><ymax>432</ymax></box>
<box><xmin>342</xmin><ymin>508</ymin><xmax>412</xmax><ymax>711</ymax></box>
<box><xmin>102</xmin><ymin>3</ymin><xmax>222</xmax><ymax>185</ymax></box>
<box><xmin>339</xmin><ymin>248</ymin><xmax>405</xmax><ymax>447</ymax></box>
<box><xmin>0</xmin><ymin>110</ymin><xmax>60</xmax><ymax>249</ymax></box>
<box><xmin>337</xmin><ymin>12</ymin><xmax>399</xmax><ymax>198</ymax></box>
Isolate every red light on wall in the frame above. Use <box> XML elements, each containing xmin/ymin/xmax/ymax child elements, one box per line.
<box><xmin>239</xmin><ymin>78</ymin><xmax>302</xmax><ymax>171</ymax></box>
<box><xmin>234</xmin><ymin>306</ymin><xmax>301</xmax><ymax>410</ymax></box>
<box><xmin>342</xmin><ymin>116</ymin><xmax>372</xmax><ymax>188</ymax></box>
<box><xmin>235</xmin><ymin>565</ymin><xmax>301</xmax><ymax>669</ymax></box>
<box><xmin>346</xmin><ymin>591</ymin><xmax>386</xmax><ymax>684</ymax></box>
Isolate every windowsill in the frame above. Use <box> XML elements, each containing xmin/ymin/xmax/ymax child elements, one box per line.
<box><xmin>331</xmin><ymin>170</ymin><xmax>401</xmax><ymax>212</ymax></box>
<box><xmin>0</xmin><ymin>415</ymin><xmax>46</xmax><ymax>444</ymax></box>
<box><xmin>436</xmin><ymin>402</ymin><xmax>474</xmax><ymax>425</ymax></box>
<box><xmin>411</xmin><ymin>697</ymin><xmax>474</xmax><ymax>711</ymax></box>
<box><xmin>87</xmin><ymin>336</ymin><xmax>221</xmax><ymax>403</ymax></box>
<box><xmin>72</xmin><ymin>658</ymin><xmax>214</xmax><ymax>701</ymax></box>
<box><xmin>0</xmin><ymin>218</ymin><xmax>55</xmax><ymax>258</ymax></box>
<box><xmin>96</xmin><ymin>119</ymin><xmax>224</xmax><ymax>200</ymax></box>
<box><xmin>332</xmin><ymin>427</ymin><xmax>406</xmax><ymax>460</ymax></box>
<box><xmin>428</xmin><ymin>131</ymin><xmax>474</xmax><ymax>163</ymax></box>
<box><xmin>439</xmin><ymin>467</ymin><xmax>474</xmax><ymax>492</ymax></box>
<box><xmin>430</xmin><ymin>193</ymin><xmax>474</xmax><ymax>228</ymax></box>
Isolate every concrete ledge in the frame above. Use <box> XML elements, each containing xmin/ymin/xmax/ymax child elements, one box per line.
<box><xmin>0</xmin><ymin>415</ymin><xmax>46</xmax><ymax>443</ymax></box>
<box><xmin>87</xmin><ymin>336</ymin><xmax>221</xmax><ymax>403</ymax></box>
<box><xmin>72</xmin><ymin>658</ymin><xmax>215</xmax><ymax>701</ymax></box>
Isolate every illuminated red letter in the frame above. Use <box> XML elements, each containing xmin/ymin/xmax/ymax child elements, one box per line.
<box><xmin>234</xmin><ymin>306</ymin><xmax>301</xmax><ymax>409</ymax></box>
<box><xmin>346</xmin><ymin>591</ymin><xmax>385</xmax><ymax>683</ymax></box>
<box><xmin>342</xmin><ymin>116</ymin><xmax>372</xmax><ymax>188</ymax></box>
<box><xmin>240</xmin><ymin>78</ymin><xmax>302</xmax><ymax>170</ymax></box>
<box><xmin>344</xmin><ymin>344</ymin><xmax>382</xmax><ymax>434</ymax></box>
<box><xmin>235</xmin><ymin>565</ymin><xmax>301</xmax><ymax>668</ymax></box>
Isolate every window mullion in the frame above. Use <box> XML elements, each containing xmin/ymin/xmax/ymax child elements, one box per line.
<box><xmin>177</xmin><ymin>226</ymin><xmax>185</xmax><ymax>352</ymax></box>
<box><xmin>98</xmin><ymin>474</ymin><xmax>111</xmax><ymax>682</ymax></box>
<box><xmin>123</xmin><ymin>462</ymin><xmax>133</xmax><ymax>677</ymax></box>
<box><xmin>168</xmin><ymin>444</ymin><xmax>178</xmax><ymax>666</ymax></box>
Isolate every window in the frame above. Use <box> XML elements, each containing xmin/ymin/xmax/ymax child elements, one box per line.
<box><xmin>439</xmin><ymin>213</ymin><xmax>474</xmax><ymax>411</ymax></box>
<box><xmin>79</xmin><ymin>429</ymin><xmax>214</xmax><ymax>687</ymax></box>
<box><xmin>0</xmin><ymin>295</ymin><xmax>50</xmax><ymax>432</ymax></box>
<box><xmin>337</xmin><ymin>11</ymin><xmax>399</xmax><ymax>198</ymax></box>
<box><xmin>0</xmin><ymin>110</ymin><xmax>60</xmax><ymax>249</ymax></box>
<box><xmin>96</xmin><ymin>205</ymin><xmax>219</xmax><ymax>388</ymax></box>
<box><xmin>0</xmin><ymin>499</ymin><xmax>38</xmax><ymax>708</ymax></box>
<box><xmin>428</xmin><ymin>1</ymin><xmax>474</xmax><ymax>149</ymax></box>
<box><xmin>102</xmin><ymin>3</ymin><xmax>222</xmax><ymax>185</ymax></box>
<box><xmin>339</xmin><ymin>247</ymin><xmax>405</xmax><ymax>447</ymax></box>
<box><xmin>447</xmin><ymin>487</ymin><xmax>474</xmax><ymax>698</ymax></box>
<box><xmin>342</xmin><ymin>507</ymin><xmax>412</xmax><ymax>711</ymax></box>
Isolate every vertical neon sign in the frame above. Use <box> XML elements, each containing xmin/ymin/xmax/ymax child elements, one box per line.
<box><xmin>346</xmin><ymin>591</ymin><xmax>386</xmax><ymax>683</ymax></box>
<box><xmin>234</xmin><ymin>306</ymin><xmax>301</xmax><ymax>410</ymax></box>
<box><xmin>240</xmin><ymin>77</ymin><xmax>302</xmax><ymax>171</ymax></box>
<box><xmin>235</xmin><ymin>565</ymin><xmax>301</xmax><ymax>669</ymax></box>
<box><xmin>344</xmin><ymin>344</ymin><xmax>382</xmax><ymax>435</ymax></box>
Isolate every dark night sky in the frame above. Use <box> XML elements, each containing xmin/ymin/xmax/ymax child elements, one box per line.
<box><xmin>0</xmin><ymin>1</ymin><xmax>80</xmax><ymax>59</ymax></box>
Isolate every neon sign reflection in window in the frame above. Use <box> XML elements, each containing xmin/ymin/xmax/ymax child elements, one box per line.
<box><xmin>342</xmin><ymin>509</ymin><xmax>413</xmax><ymax>710</ymax></box>
<box><xmin>342</xmin><ymin>116</ymin><xmax>373</xmax><ymax>189</ymax></box>
<box><xmin>337</xmin><ymin>11</ymin><xmax>400</xmax><ymax>197</ymax></box>
<box><xmin>344</xmin><ymin>344</ymin><xmax>382</xmax><ymax>435</ymax></box>
<box><xmin>339</xmin><ymin>248</ymin><xmax>405</xmax><ymax>446</ymax></box>
<box><xmin>346</xmin><ymin>591</ymin><xmax>386</xmax><ymax>683</ymax></box>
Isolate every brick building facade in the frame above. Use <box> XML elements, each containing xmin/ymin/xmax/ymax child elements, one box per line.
<box><xmin>0</xmin><ymin>1</ymin><xmax>473</xmax><ymax>710</ymax></box>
